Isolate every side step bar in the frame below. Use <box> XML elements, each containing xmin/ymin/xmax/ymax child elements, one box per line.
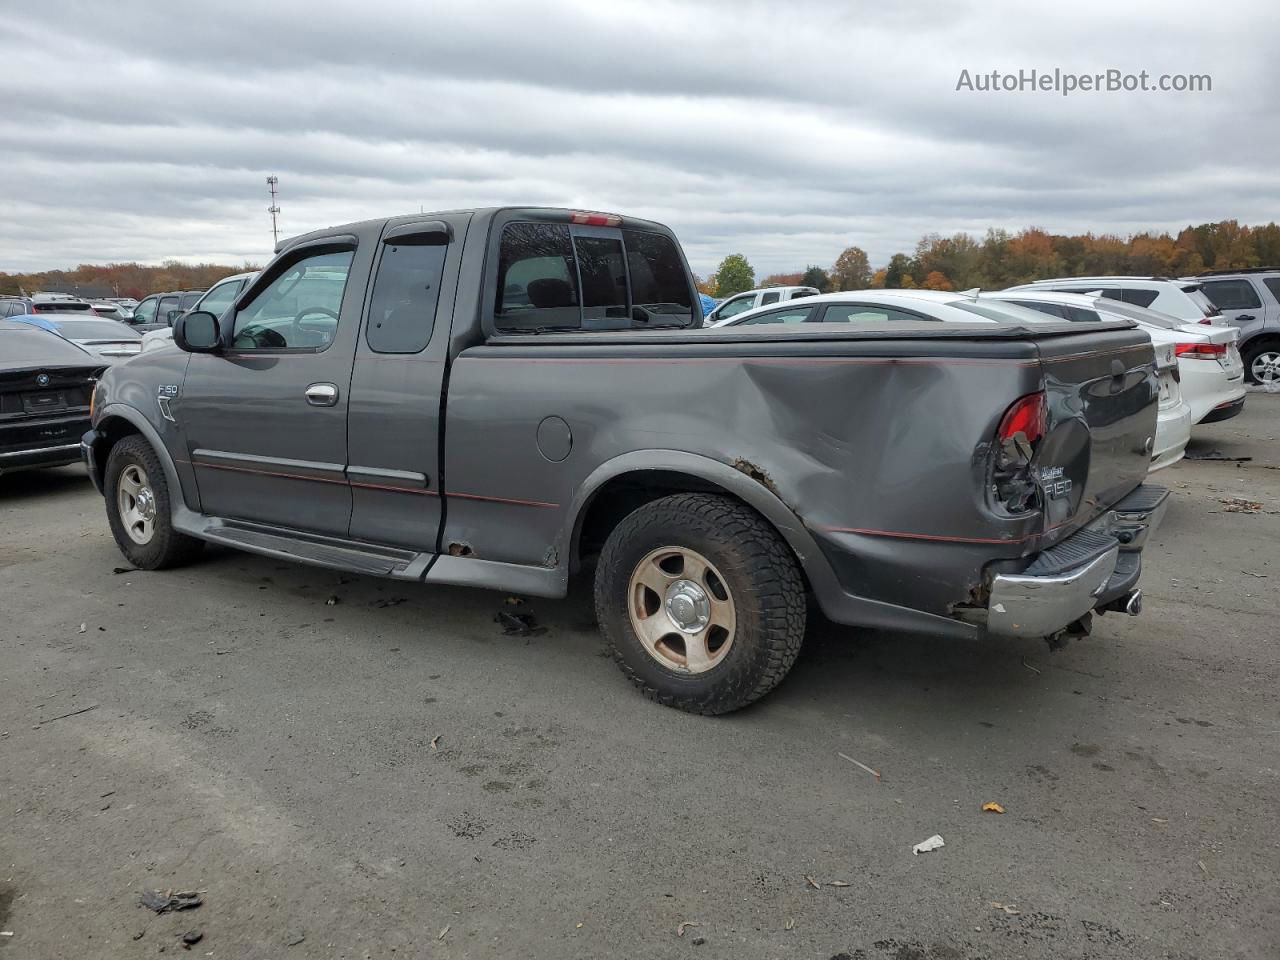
<box><xmin>189</xmin><ymin>518</ymin><xmax>434</xmax><ymax>580</ymax></box>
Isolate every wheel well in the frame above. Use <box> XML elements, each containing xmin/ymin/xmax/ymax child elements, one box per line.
<box><xmin>1241</xmin><ymin>333</ymin><xmax>1280</xmax><ymax>356</ymax></box>
<box><xmin>573</xmin><ymin>469</ymin><xmax>802</xmax><ymax>578</ymax></box>
<box><xmin>90</xmin><ymin>416</ymin><xmax>141</xmax><ymax>487</ymax></box>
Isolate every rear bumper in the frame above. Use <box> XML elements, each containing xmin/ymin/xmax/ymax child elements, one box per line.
<box><xmin>0</xmin><ymin>441</ymin><xmax>84</xmax><ymax>475</ymax></box>
<box><xmin>1150</xmin><ymin>400</ymin><xmax>1192</xmax><ymax>472</ymax></box>
<box><xmin>0</xmin><ymin>413</ymin><xmax>91</xmax><ymax>475</ymax></box>
<box><xmin>986</xmin><ymin>484</ymin><xmax>1170</xmax><ymax>639</ymax></box>
<box><xmin>1198</xmin><ymin>395</ymin><xmax>1246</xmax><ymax>424</ymax></box>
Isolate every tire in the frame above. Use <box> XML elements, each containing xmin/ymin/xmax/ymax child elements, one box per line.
<box><xmin>104</xmin><ymin>434</ymin><xmax>204</xmax><ymax>570</ymax></box>
<box><xmin>1242</xmin><ymin>339</ymin><xmax>1280</xmax><ymax>385</ymax></box>
<box><xmin>594</xmin><ymin>493</ymin><xmax>806</xmax><ymax>714</ymax></box>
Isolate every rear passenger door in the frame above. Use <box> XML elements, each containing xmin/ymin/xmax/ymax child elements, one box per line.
<box><xmin>345</xmin><ymin>215</ymin><xmax>469</xmax><ymax>549</ymax></box>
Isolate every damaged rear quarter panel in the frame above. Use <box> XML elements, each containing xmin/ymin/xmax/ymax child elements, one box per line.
<box><xmin>441</xmin><ymin>336</ymin><xmax>1046</xmax><ymax>619</ymax></box>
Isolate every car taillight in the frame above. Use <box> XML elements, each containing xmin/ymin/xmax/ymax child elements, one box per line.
<box><xmin>997</xmin><ymin>392</ymin><xmax>1047</xmax><ymax>447</ymax></box>
<box><xmin>569</xmin><ymin>211</ymin><xmax>622</xmax><ymax>226</ymax></box>
<box><xmin>1175</xmin><ymin>342</ymin><xmax>1226</xmax><ymax>360</ymax></box>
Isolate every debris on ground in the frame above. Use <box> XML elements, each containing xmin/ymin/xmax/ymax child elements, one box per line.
<box><xmin>912</xmin><ymin>834</ymin><xmax>945</xmax><ymax>855</ymax></box>
<box><xmin>438</xmin><ymin>925</ymin><xmax>450</xmax><ymax>940</ymax></box>
<box><xmin>181</xmin><ymin>930</ymin><xmax>203</xmax><ymax>949</ymax></box>
<box><xmin>285</xmin><ymin>931</ymin><xmax>305</xmax><ymax>946</ymax></box>
<box><xmin>990</xmin><ymin>901</ymin><xmax>1021</xmax><ymax>915</ymax></box>
<box><xmin>0</xmin><ymin>932</ymin><xmax>13</xmax><ymax>937</ymax></box>
<box><xmin>784</xmin><ymin>918</ymin><xmax>796</xmax><ymax>930</ymax></box>
<box><xmin>325</xmin><ymin>595</ymin><xmax>341</xmax><ymax>606</ymax></box>
<box><xmin>828</xmin><ymin>880</ymin><xmax>851</xmax><ymax>887</ymax></box>
<box><xmin>504</xmin><ymin>596</ymin><xmax>525</xmax><ymax>606</ymax></box>
<box><xmin>494</xmin><ymin>610</ymin><xmax>547</xmax><ymax>637</ymax></box>
<box><xmin>1185</xmin><ymin>450</ymin><xmax>1251</xmax><ymax>462</ymax></box>
<box><xmin>676</xmin><ymin>921</ymin><xmax>700</xmax><ymax>937</ymax></box>
<box><xmin>1219</xmin><ymin>497</ymin><xmax>1263</xmax><ymax>513</ymax></box>
<box><xmin>837</xmin><ymin>752</ymin><xmax>881</xmax><ymax>780</ymax></box>
<box><xmin>1021</xmin><ymin>658</ymin><xmax>1041</xmax><ymax>675</ymax></box>
<box><xmin>804</xmin><ymin>875</ymin><xmax>820</xmax><ymax>889</ymax></box>
<box><xmin>112</xmin><ymin>566</ymin><xmax>136</xmax><ymax>575</ymax></box>
<box><xmin>692</xmin><ymin>935</ymin><xmax>706</xmax><ymax>945</ymax></box>
<box><xmin>139</xmin><ymin>890</ymin><xmax>203</xmax><ymax>913</ymax></box>
<box><xmin>1242</xmin><ymin>570</ymin><xmax>1269</xmax><ymax>578</ymax></box>
<box><xmin>78</xmin><ymin>623</ymin><xmax>86</xmax><ymax>634</ymax></box>
<box><xmin>370</xmin><ymin>597</ymin><xmax>408</xmax><ymax>608</ymax></box>
<box><xmin>982</xmin><ymin>802</ymin><xmax>1006</xmax><ymax>814</ymax></box>
<box><xmin>430</xmin><ymin>735</ymin><xmax>441</xmax><ymax>751</ymax></box>
<box><xmin>36</xmin><ymin>704</ymin><xmax>99</xmax><ymax>726</ymax></box>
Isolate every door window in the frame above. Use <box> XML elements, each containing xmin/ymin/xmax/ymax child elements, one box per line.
<box><xmin>715</xmin><ymin>296</ymin><xmax>757</xmax><ymax>320</ymax></box>
<box><xmin>735</xmin><ymin>305</ymin><xmax>814</xmax><ymax>325</ymax></box>
<box><xmin>232</xmin><ymin>250</ymin><xmax>354</xmax><ymax>351</ymax></box>
<box><xmin>818</xmin><ymin>304</ymin><xmax>927</xmax><ymax>324</ymax></box>
<box><xmin>158</xmin><ymin>296</ymin><xmax>181</xmax><ymax>324</ymax></box>
<box><xmin>1201</xmin><ymin>279</ymin><xmax>1262</xmax><ymax>311</ymax></box>
<box><xmin>131</xmin><ymin>298</ymin><xmax>158</xmax><ymax>325</ymax></box>
<box><xmin>366</xmin><ymin>239</ymin><xmax>447</xmax><ymax>353</ymax></box>
<box><xmin>196</xmin><ymin>280</ymin><xmax>243</xmax><ymax>318</ymax></box>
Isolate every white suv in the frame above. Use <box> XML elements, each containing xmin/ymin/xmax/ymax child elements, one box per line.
<box><xmin>705</xmin><ymin>286</ymin><xmax>818</xmax><ymax>325</ymax></box>
<box><xmin>1005</xmin><ymin>277</ymin><xmax>1222</xmax><ymax>326</ymax></box>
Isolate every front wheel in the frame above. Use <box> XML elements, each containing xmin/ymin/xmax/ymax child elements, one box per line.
<box><xmin>594</xmin><ymin>493</ymin><xmax>806</xmax><ymax>714</ymax></box>
<box><xmin>104</xmin><ymin>435</ymin><xmax>204</xmax><ymax>569</ymax></box>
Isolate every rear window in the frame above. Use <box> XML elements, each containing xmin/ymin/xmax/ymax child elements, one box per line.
<box><xmin>55</xmin><ymin>319</ymin><xmax>140</xmax><ymax>339</ymax></box>
<box><xmin>951</xmin><ymin>301</ymin><xmax>1058</xmax><ymax>324</ymax></box>
<box><xmin>493</xmin><ymin>221</ymin><xmax>693</xmax><ymax>332</ymax></box>
<box><xmin>1098</xmin><ymin>288</ymin><xmax>1160</xmax><ymax>309</ymax></box>
<box><xmin>1264</xmin><ymin>278</ymin><xmax>1280</xmax><ymax>304</ymax></box>
<box><xmin>1007</xmin><ymin>300</ymin><xmax>1067</xmax><ymax>320</ymax></box>
<box><xmin>1199</xmin><ymin>278</ymin><xmax>1262</xmax><ymax>311</ymax></box>
<box><xmin>33</xmin><ymin>301</ymin><xmax>91</xmax><ymax>312</ymax></box>
<box><xmin>1181</xmin><ymin>286</ymin><xmax>1222</xmax><ymax>317</ymax></box>
<box><xmin>817</xmin><ymin>304</ymin><xmax>928</xmax><ymax>325</ymax></box>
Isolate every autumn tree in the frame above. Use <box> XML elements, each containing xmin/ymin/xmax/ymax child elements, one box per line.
<box><xmin>830</xmin><ymin>245</ymin><xmax>872</xmax><ymax>291</ymax></box>
<box><xmin>801</xmin><ymin>265</ymin><xmax>831</xmax><ymax>293</ymax></box>
<box><xmin>922</xmin><ymin>271</ymin><xmax>953</xmax><ymax>291</ymax></box>
<box><xmin>713</xmin><ymin>254</ymin><xmax>755</xmax><ymax>297</ymax></box>
<box><xmin>883</xmin><ymin>253</ymin><xmax>915</xmax><ymax>288</ymax></box>
<box><xmin>761</xmin><ymin>272</ymin><xmax>804</xmax><ymax>287</ymax></box>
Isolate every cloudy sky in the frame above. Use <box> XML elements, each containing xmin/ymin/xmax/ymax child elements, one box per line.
<box><xmin>1</xmin><ymin>0</ymin><xmax>1276</xmax><ymax>277</ymax></box>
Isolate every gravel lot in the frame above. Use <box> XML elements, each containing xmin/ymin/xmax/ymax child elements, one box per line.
<box><xmin>2</xmin><ymin>395</ymin><xmax>1278</xmax><ymax>960</ymax></box>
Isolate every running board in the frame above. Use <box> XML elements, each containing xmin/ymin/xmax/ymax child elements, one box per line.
<box><xmin>187</xmin><ymin>517</ymin><xmax>434</xmax><ymax>579</ymax></box>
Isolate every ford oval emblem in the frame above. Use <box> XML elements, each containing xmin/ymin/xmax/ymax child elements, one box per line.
<box><xmin>36</xmin><ymin>373</ymin><xmax>51</xmax><ymax>387</ymax></box>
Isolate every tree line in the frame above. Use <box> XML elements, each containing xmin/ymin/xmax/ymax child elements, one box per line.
<box><xmin>0</xmin><ymin>260</ymin><xmax>260</xmax><ymax>300</ymax></box>
<box><xmin>699</xmin><ymin>219</ymin><xmax>1280</xmax><ymax>298</ymax></box>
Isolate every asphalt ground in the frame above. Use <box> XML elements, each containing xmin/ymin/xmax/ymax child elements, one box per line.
<box><xmin>1</xmin><ymin>393</ymin><xmax>1277</xmax><ymax>959</ymax></box>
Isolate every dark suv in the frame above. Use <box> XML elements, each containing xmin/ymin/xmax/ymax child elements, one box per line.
<box><xmin>126</xmin><ymin>291</ymin><xmax>204</xmax><ymax>332</ymax></box>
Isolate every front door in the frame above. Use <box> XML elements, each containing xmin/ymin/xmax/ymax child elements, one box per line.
<box><xmin>345</xmin><ymin>215</ymin><xmax>468</xmax><ymax>549</ymax></box>
<box><xmin>178</xmin><ymin>236</ymin><xmax>371</xmax><ymax>536</ymax></box>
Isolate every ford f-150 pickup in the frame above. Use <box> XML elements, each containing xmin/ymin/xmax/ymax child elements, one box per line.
<box><xmin>82</xmin><ymin>207</ymin><xmax>1169</xmax><ymax>714</ymax></box>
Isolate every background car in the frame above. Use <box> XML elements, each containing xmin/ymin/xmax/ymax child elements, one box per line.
<box><xmin>0</xmin><ymin>319</ymin><xmax>103</xmax><ymax>475</ymax></box>
<box><xmin>30</xmin><ymin>294</ymin><xmax>95</xmax><ymax>314</ymax></box>
<box><xmin>704</xmin><ymin>285</ymin><xmax>819</xmax><ymax>325</ymax></box>
<box><xmin>89</xmin><ymin>301</ymin><xmax>134</xmax><ymax>322</ymax></box>
<box><xmin>141</xmin><ymin>272</ymin><xmax>258</xmax><ymax>351</ymax></box>
<box><xmin>0</xmin><ymin>295</ymin><xmax>34</xmax><ymax>318</ymax></box>
<box><xmin>11</xmin><ymin>313</ymin><xmax>143</xmax><ymax>363</ymax></box>
<box><xmin>1190</xmin><ymin>268</ymin><xmax>1280</xmax><ymax>383</ymax></box>
<box><xmin>1004</xmin><ymin>276</ymin><xmax>1222</xmax><ymax>325</ymax></box>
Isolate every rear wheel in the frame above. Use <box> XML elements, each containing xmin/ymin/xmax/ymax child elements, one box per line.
<box><xmin>594</xmin><ymin>493</ymin><xmax>806</xmax><ymax>714</ymax></box>
<box><xmin>1243</xmin><ymin>340</ymin><xmax>1280</xmax><ymax>385</ymax></box>
<box><xmin>104</xmin><ymin>435</ymin><xmax>204</xmax><ymax>569</ymax></box>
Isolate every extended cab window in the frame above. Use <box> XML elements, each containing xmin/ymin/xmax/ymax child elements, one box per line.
<box><xmin>366</xmin><ymin>238</ymin><xmax>447</xmax><ymax>353</ymax></box>
<box><xmin>233</xmin><ymin>250</ymin><xmax>353</xmax><ymax>351</ymax></box>
<box><xmin>715</xmin><ymin>296</ymin><xmax>757</xmax><ymax>321</ymax></box>
<box><xmin>760</xmin><ymin>291</ymin><xmax>781</xmax><ymax>305</ymax></box>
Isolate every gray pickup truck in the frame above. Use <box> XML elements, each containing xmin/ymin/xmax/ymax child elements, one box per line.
<box><xmin>82</xmin><ymin>207</ymin><xmax>1168</xmax><ymax>714</ymax></box>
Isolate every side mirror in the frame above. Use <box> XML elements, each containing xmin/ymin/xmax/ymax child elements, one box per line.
<box><xmin>173</xmin><ymin>311</ymin><xmax>221</xmax><ymax>353</ymax></box>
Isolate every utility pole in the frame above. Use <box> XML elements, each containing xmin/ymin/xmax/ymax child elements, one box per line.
<box><xmin>266</xmin><ymin>176</ymin><xmax>281</xmax><ymax>246</ymax></box>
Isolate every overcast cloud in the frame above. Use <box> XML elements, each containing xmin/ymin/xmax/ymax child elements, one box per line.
<box><xmin>1</xmin><ymin>0</ymin><xmax>1276</xmax><ymax>276</ymax></box>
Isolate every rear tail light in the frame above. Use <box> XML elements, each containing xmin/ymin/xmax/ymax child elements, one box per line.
<box><xmin>1175</xmin><ymin>342</ymin><xmax>1226</xmax><ymax>360</ymax></box>
<box><xmin>997</xmin><ymin>391</ymin><xmax>1048</xmax><ymax>447</ymax></box>
<box><xmin>991</xmin><ymin>392</ymin><xmax>1047</xmax><ymax>515</ymax></box>
<box><xmin>569</xmin><ymin>211</ymin><xmax>622</xmax><ymax>227</ymax></box>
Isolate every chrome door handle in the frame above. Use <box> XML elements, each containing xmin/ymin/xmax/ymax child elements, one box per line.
<box><xmin>305</xmin><ymin>382</ymin><xmax>339</xmax><ymax>406</ymax></box>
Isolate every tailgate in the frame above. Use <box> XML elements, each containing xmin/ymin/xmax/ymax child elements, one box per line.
<box><xmin>1033</xmin><ymin>328</ymin><xmax>1159</xmax><ymax>545</ymax></box>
